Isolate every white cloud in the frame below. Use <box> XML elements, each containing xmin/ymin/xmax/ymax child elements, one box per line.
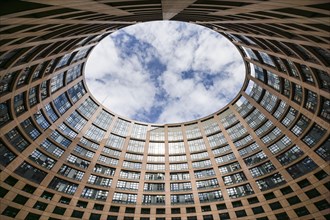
<box><xmin>85</xmin><ymin>21</ymin><xmax>245</xmax><ymax>123</ymax></box>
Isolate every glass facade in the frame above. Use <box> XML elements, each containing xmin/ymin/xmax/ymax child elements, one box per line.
<box><xmin>0</xmin><ymin>1</ymin><xmax>329</xmax><ymax>220</ymax></box>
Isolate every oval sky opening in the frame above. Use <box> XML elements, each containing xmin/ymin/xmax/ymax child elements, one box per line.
<box><xmin>85</xmin><ymin>21</ymin><xmax>245</xmax><ymax>124</ymax></box>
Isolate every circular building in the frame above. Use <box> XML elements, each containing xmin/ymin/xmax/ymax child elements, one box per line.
<box><xmin>0</xmin><ymin>1</ymin><xmax>329</xmax><ymax>220</ymax></box>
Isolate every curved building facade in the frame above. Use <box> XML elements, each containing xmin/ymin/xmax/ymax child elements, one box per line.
<box><xmin>0</xmin><ymin>1</ymin><xmax>329</xmax><ymax>220</ymax></box>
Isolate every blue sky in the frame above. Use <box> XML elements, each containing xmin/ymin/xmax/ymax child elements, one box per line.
<box><xmin>85</xmin><ymin>21</ymin><xmax>245</xmax><ymax>123</ymax></box>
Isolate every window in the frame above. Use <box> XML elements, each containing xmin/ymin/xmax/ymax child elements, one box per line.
<box><xmin>98</xmin><ymin>155</ymin><xmax>118</xmax><ymax>166</ymax></box>
<box><xmin>234</xmin><ymin>135</ymin><xmax>253</xmax><ymax>148</ymax></box>
<box><xmin>170</xmin><ymin>182</ymin><xmax>192</xmax><ymax>191</ymax></box>
<box><xmin>120</xmin><ymin>170</ymin><xmax>140</xmax><ymax>180</ymax></box>
<box><xmin>48</xmin><ymin>177</ymin><xmax>78</xmax><ymax>195</ymax></box>
<box><xmin>71</xmin><ymin>210</ymin><xmax>84</xmax><ymax>218</ymax></box>
<box><xmin>281</xmin><ymin>107</ymin><xmax>298</xmax><ymax>127</ymax></box>
<box><xmin>58</xmin><ymin>165</ymin><xmax>85</xmax><ymax>181</ymax></box>
<box><xmin>112</xmin><ymin>192</ymin><xmax>137</xmax><ymax>204</ymax></box>
<box><xmin>4</xmin><ymin>176</ymin><xmax>18</xmax><ymax>186</ymax></box>
<box><xmin>88</xmin><ymin>175</ymin><xmax>112</xmax><ymax>187</ymax></box>
<box><xmin>117</xmin><ymin>180</ymin><xmax>139</xmax><ymax>191</ymax></box>
<box><xmin>248</xmin><ymin>197</ymin><xmax>259</xmax><ymax>204</ymax></box>
<box><xmin>14</xmin><ymin>92</ymin><xmax>26</xmax><ymax>115</ymax></box>
<box><xmin>216</xmin><ymin>203</ymin><xmax>226</xmax><ymax>210</ymax></box>
<box><xmin>146</xmin><ymin>163</ymin><xmax>165</xmax><ymax>171</ymax></box>
<box><xmin>305</xmin><ymin>90</ymin><xmax>318</xmax><ymax>112</ymax></box>
<box><xmin>290</xmin><ymin>115</ymin><xmax>310</xmax><ymax>137</ymax></box>
<box><xmin>50</xmin><ymin>72</ymin><xmax>64</xmax><ymax>93</ymax></box>
<box><xmin>168</xmin><ymin>142</ymin><xmax>185</xmax><ymax>154</ymax></box>
<box><xmin>239</xmin><ymin>143</ymin><xmax>260</xmax><ymax>156</ymax></box>
<box><xmin>112</xmin><ymin>119</ymin><xmax>130</xmax><ymax>136</ymax></box>
<box><xmin>131</xmin><ymin>124</ymin><xmax>147</xmax><ymax>139</ymax></box>
<box><xmin>76</xmin><ymin>200</ymin><xmax>87</xmax><ymax>208</ymax></box>
<box><xmin>266</xmin><ymin>71</ymin><xmax>280</xmax><ymax>91</ymax></box>
<box><xmin>142</xmin><ymin>195</ymin><xmax>165</xmax><ymax>204</ymax></box>
<box><xmin>215</xmin><ymin>153</ymin><xmax>236</xmax><ymax>165</ymax></box>
<box><xmin>302</xmin><ymin>123</ymin><xmax>326</xmax><ymax>147</ymax></box>
<box><xmin>297</xmin><ymin>179</ymin><xmax>311</xmax><ymax>188</ymax></box>
<box><xmin>276</xmin><ymin>145</ymin><xmax>304</xmax><ymax>165</ymax></box>
<box><xmin>106</xmin><ymin>134</ymin><xmax>125</xmax><ymax>150</ymax></box>
<box><xmin>269</xmin><ymin>201</ymin><xmax>282</xmax><ymax>210</ymax></box>
<box><xmin>185</xmin><ymin>124</ymin><xmax>202</xmax><ymax>139</ymax></box>
<box><xmin>91</xmin><ymin>164</ymin><xmax>114</xmax><ymax>176</ymax></box>
<box><xmin>2</xmin><ymin>206</ymin><xmax>20</xmax><ymax>218</ymax></box>
<box><xmin>125</xmin><ymin>207</ymin><xmax>135</xmax><ymax>213</ymax></box>
<box><xmin>198</xmin><ymin>190</ymin><xmax>223</xmax><ymax>202</ymax></box>
<box><xmin>40</xmin><ymin>139</ymin><xmax>64</xmax><ymax>158</ymax></box>
<box><xmin>171</xmin><ymin>194</ymin><xmax>194</xmax><ymax>204</ymax></box>
<box><xmin>294</xmin><ymin>206</ymin><xmax>310</xmax><ymax>217</ymax></box>
<box><xmin>109</xmin><ymin>206</ymin><xmax>120</xmax><ymax>212</ymax></box>
<box><xmin>188</xmin><ymin>138</ymin><xmax>206</xmax><ymax>153</ymax></box>
<box><xmin>170</xmin><ymin>163</ymin><xmax>188</xmax><ymax>171</ymax></box>
<box><xmin>29</xmin><ymin>149</ymin><xmax>56</xmax><ymax>169</ymax></box>
<box><xmin>34</xmin><ymin>110</ymin><xmax>50</xmax><ymax>130</ymax></box>
<box><xmin>0</xmin><ymin>102</ymin><xmax>11</xmax><ymax>126</ymax></box>
<box><xmin>66</xmin><ymin>64</ymin><xmax>82</xmax><ymax>83</ymax></box>
<box><xmin>202</xmin><ymin>119</ymin><xmax>220</xmax><ymax>135</ymax></box>
<box><xmin>187</xmin><ymin>207</ymin><xmax>196</xmax><ymax>213</ymax></box>
<box><xmin>85</xmin><ymin>125</ymin><xmax>105</xmax><ymax>142</ymax></box>
<box><xmin>123</xmin><ymin>161</ymin><xmax>142</xmax><ymax>170</ymax></box>
<box><xmin>5</xmin><ymin>127</ymin><xmax>30</xmax><ymax>152</ymax></box>
<box><xmin>148</xmin><ymin>142</ymin><xmax>165</xmax><ymax>155</ymax></box>
<box><xmin>58</xmin><ymin>123</ymin><xmax>77</xmax><ymax>139</ymax></box>
<box><xmin>55</xmin><ymin>53</ymin><xmax>71</xmax><ymax>69</ymax></box>
<box><xmin>227</xmin><ymin>123</ymin><xmax>247</xmax><ymax>140</ymax></box>
<box><xmin>156</xmin><ymin>208</ymin><xmax>165</xmax><ymax>214</ymax></box>
<box><xmin>226</xmin><ymin>184</ymin><xmax>254</xmax><ymax>198</ymax></box>
<box><xmin>68</xmin><ymin>81</ymin><xmax>86</xmax><ymax>103</ymax></box>
<box><xmin>66</xmin><ymin>111</ymin><xmax>87</xmax><ymax>131</ymax></box>
<box><xmin>315</xmin><ymin>139</ymin><xmax>330</xmax><ymax>161</ymax></box>
<box><xmin>196</xmin><ymin>179</ymin><xmax>219</xmax><ymax>189</ymax></box>
<box><xmin>29</xmin><ymin>86</ymin><xmax>38</xmax><ymax>106</ymax></box>
<box><xmin>314</xmin><ymin>199</ymin><xmax>330</xmax><ymax>211</ymax></box>
<box><xmin>305</xmin><ymin>188</ymin><xmax>321</xmax><ymax>199</ymax></box>
<box><xmin>244</xmin><ymin>151</ymin><xmax>267</xmax><ymax>166</ymax></box>
<box><xmin>150</xmin><ymin>128</ymin><xmax>165</xmax><ymax>141</ymax></box>
<box><xmin>94</xmin><ymin>110</ymin><xmax>113</xmax><ymax>130</ymax></box>
<box><xmin>44</xmin><ymin>103</ymin><xmax>58</xmax><ymax>122</ymax></box>
<box><xmin>235</xmin><ymin>210</ymin><xmax>247</xmax><ymax>218</ymax></box>
<box><xmin>127</xmin><ymin>140</ymin><xmax>145</xmax><ymax>153</ymax></box>
<box><xmin>53</xmin><ymin>206</ymin><xmax>66</xmax><ymax>215</ymax></box>
<box><xmin>13</xmin><ymin>194</ymin><xmax>28</xmax><ymax>205</ymax></box>
<box><xmin>212</xmin><ymin>145</ymin><xmax>231</xmax><ymax>155</ymax></box>
<box><xmin>77</xmin><ymin>98</ymin><xmax>98</xmax><ymax>118</ymax></box>
<box><xmin>286</xmin><ymin>157</ymin><xmax>318</xmax><ymax>179</ymax></box>
<box><xmin>252</xmin><ymin>206</ymin><xmax>265</xmax><ymax>214</ymax></box>
<box><xmin>15</xmin><ymin>162</ymin><xmax>47</xmax><ymax>184</ymax></box>
<box><xmin>0</xmin><ymin>141</ymin><xmax>17</xmax><ymax>166</ymax></box>
<box><xmin>223</xmin><ymin>172</ymin><xmax>247</xmax><ymax>186</ymax></box>
<box><xmin>74</xmin><ymin>145</ymin><xmax>95</xmax><ymax>159</ymax></box>
<box><xmin>21</xmin><ymin>118</ymin><xmax>41</xmax><ymax>140</ymax></box>
<box><xmin>66</xmin><ymin>154</ymin><xmax>90</xmax><ymax>169</ymax></box>
<box><xmin>287</xmin><ymin>196</ymin><xmax>301</xmax><ymax>205</ymax></box>
<box><xmin>256</xmin><ymin>173</ymin><xmax>286</xmax><ymax>191</ymax></box>
<box><xmin>81</xmin><ymin>187</ymin><xmax>108</xmax><ymax>201</ymax></box>
<box><xmin>145</xmin><ymin>173</ymin><xmax>164</xmax><ymax>180</ymax></box>
<box><xmin>219</xmin><ymin>213</ymin><xmax>230</xmax><ymax>220</ymax></box>
<box><xmin>53</xmin><ymin>93</ymin><xmax>72</xmax><ymax>114</ymax></box>
<box><xmin>50</xmin><ymin>130</ymin><xmax>72</xmax><ymax>148</ymax></box>
<box><xmin>22</xmin><ymin>184</ymin><xmax>36</xmax><ymax>194</ymax></box>
<box><xmin>80</xmin><ymin>137</ymin><xmax>99</xmax><ymax>150</ymax></box>
<box><xmin>33</xmin><ymin>201</ymin><xmax>48</xmax><ymax>211</ymax></box>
